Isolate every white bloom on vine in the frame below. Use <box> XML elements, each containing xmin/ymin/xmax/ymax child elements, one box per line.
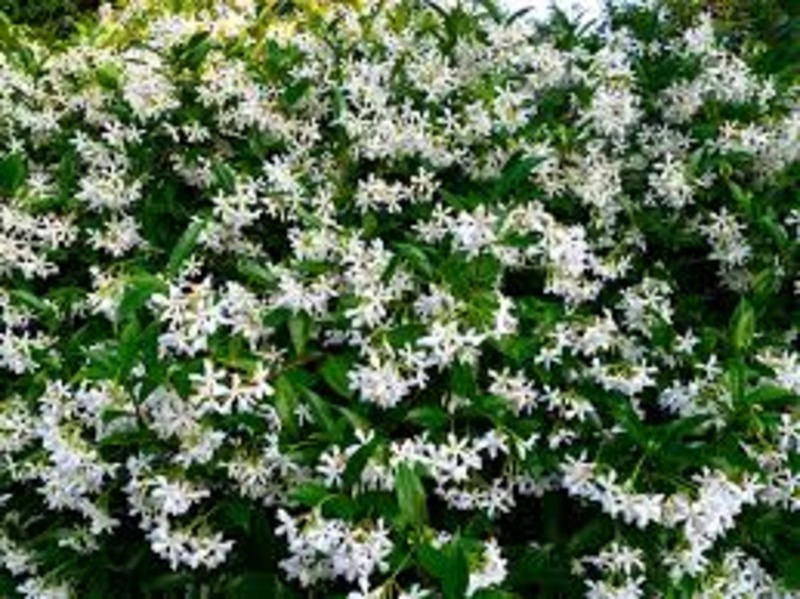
<box><xmin>189</xmin><ymin>359</ymin><xmax>232</xmax><ymax>416</ymax></box>
<box><xmin>450</xmin><ymin>205</ymin><xmax>498</xmax><ymax>258</ymax></box>
<box><xmin>276</xmin><ymin>510</ymin><xmax>393</xmax><ymax>591</ymax></box>
<box><xmin>683</xmin><ymin>13</ymin><xmax>716</xmax><ymax>54</ymax></box>
<box><xmin>270</xmin><ymin>269</ymin><xmax>336</xmax><ymax>317</ymax></box>
<box><xmin>148</xmin><ymin>520</ymin><xmax>234</xmax><ymax>571</ymax></box>
<box><xmin>150</xmin><ymin>475</ymin><xmax>210</xmax><ymax>517</ymax></box>
<box><xmin>618</xmin><ymin>277</ymin><xmax>674</xmax><ymax>335</ymax></box>
<box><xmin>585</xmin><ymin>84</ymin><xmax>642</xmax><ymax>140</ymax></box>
<box><xmin>757</xmin><ymin>349</ymin><xmax>800</xmax><ymax>395</ymax></box>
<box><xmin>417</xmin><ymin>320</ymin><xmax>486</xmax><ymax>369</ymax></box>
<box><xmin>582</xmin><ymin>542</ymin><xmax>645</xmax><ymax>577</ymax></box>
<box><xmin>88</xmin><ymin>214</ymin><xmax>144</xmax><ymax>256</ymax></box>
<box><xmin>211</xmin><ymin>178</ymin><xmax>262</xmax><ymax>233</ymax></box>
<box><xmin>316</xmin><ymin>445</ymin><xmax>348</xmax><ymax>488</ymax></box>
<box><xmin>584</xmin><ymin>577</ymin><xmax>645</xmax><ymax>599</ymax></box>
<box><xmin>414</xmin><ymin>285</ymin><xmax>461</xmax><ymax>322</ymax></box>
<box><xmin>348</xmin><ymin>347</ymin><xmax>414</xmax><ymax>409</ymax></box>
<box><xmin>561</xmin><ymin>453</ymin><xmax>597</xmax><ymax>497</ymax></box>
<box><xmin>467</xmin><ymin>539</ymin><xmax>507</xmax><ymax>597</ymax></box>
<box><xmin>121</xmin><ymin>48</ymin><xmax>180</xmax><ymax>120</ymax></box>
<box><xmin>354</xmin><ymin>174</ymin><xmax>407</xmax><ymax>213</ymax></box>
<box><xmin>0</xmin><ymin>532</ymin><xmax>37</xmax><ymax>576</ymax></box>
<box><xmin>16</xmin><ymin>578</ymin><xmax>71</xmax><ymax>599</ymax></box>
<box><xmin>488</xmin><ymin>368</ymin><xmax>540</xmax><ymax>415</ymax></box>
<box><xmin>217</xmin><ymin>281</ymin><xmax>269</xmax><ymax>348</ymax></box>
<box><xmin>647</xmin><ymin>153</ymin><xmax>694</xmax><ymax>209</ymax></box>
<box><xmin>0</xmin><ymin>204</ymin><xmax>77</xmax><ymax>279</ymax></box>
<box><xmin>76</xmin><ymin>167</ymin><xmax>142</xmax><ymax>212</ymax></box>
<box><xmin>150</xmin><ymin>276</ymin><xmax>223</xmax><ymax>357</ymax></box>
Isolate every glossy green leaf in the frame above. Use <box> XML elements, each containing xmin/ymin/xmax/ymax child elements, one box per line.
<box><xmin>117</xmin><ymin>274</ymin><xmax>167</xmax><ymax>322</ymax></box>
<box><xmin>395</xmin><ymin>462</ymin><xmax>427</xmax><ymax>529</ymax></box>
<box><xmin>320</xmin><ymin>354</ymin><xmax>355</xmax><ymax>398</ymax></box>
<box><xmin>442</xmin><ymin>540</ymin><xmax>470</xmax><ymax>599</ymax></box>
<box><xmin>166</xmin><ymin>218</ymin><xmax>206</xmax><ymax>277</ymax></box>
<box><xmin>731</xmin><ymin>298</ymin><xmax>756</xmax><ymax>352</ymax></box>
<box><xmin>289</xmin><ymin>312</ymin><xmax>311</xmax><ymax>357</ymax></box>
<box><xmin>0</xmin><ymin>152</ymin><xmax>26</xmax><ymax>195</ymax></box>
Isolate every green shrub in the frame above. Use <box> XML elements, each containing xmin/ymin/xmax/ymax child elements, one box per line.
<box><xmin>0</xmin><ymin>1</ymin><xmax>798</xmax><ymax>597</ymax></box>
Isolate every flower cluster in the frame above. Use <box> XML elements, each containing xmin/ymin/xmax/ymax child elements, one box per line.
<box><xmin>0</xmin><ymin>0</ymin><xmax>799</xmax><ymax>597</ymax></box>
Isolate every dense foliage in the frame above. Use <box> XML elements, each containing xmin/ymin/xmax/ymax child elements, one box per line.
<box><xmin>0</xmin><ymin>0</ymin><xmax>799</xmax><ymax>597</ymax></box>
<box><xmin>655</xmin><ymin>0</ymin><xmax>800</xmax><ymax>82</ymax></box>
<box><xmin>0</xmin><ymin>0</ymin><xmax>100</xmax><ymax>41</ymax></box>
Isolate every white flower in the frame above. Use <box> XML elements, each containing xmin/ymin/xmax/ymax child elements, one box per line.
<box><xmin>150</xmin><ymin>476</ymin><xmax>209</xmax><ymax>517</ymax></box>
<box><xmin>189</xmin><ymin>359</ymin><xmax>232</xmax><ymax>415</ymax></box>
<box><xmin>348</xmin><ymin>348</ymin><xmax>414</xmax><ymax>409</ymax></box>
<box><xmin>316</xmin><ymin>445</ymin><xmax>348</xmax><ymax>488</ymax></box>
<box><xmin>467</xmin><ymin>539</ymin><xmax>507</xmax><ymax>597</ymax></box>
<box><xmin>88</xmin><ymin>214</ymin><xmax>144</xmax><ymax>256</ymax></box>
<box><xmin>276</xmin><ymin>511</ymin><xmax>393</xmax><ymax>591</ymax></box>
<box><xmin>417</xmin><ymin>320</ymin><xmax>486</xmax><ymax>369</ymax></box>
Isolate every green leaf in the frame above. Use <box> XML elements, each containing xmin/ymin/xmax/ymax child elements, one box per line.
<box><xmin>320</xmin><ymin>493</ymin><xmax>357</xmax><ymax>521</ymax></box>
<box><xmin>418</xmin><ymin>543</ymin><xmax>448</xmax><ymax>579</ymax></box>
<box><xmin>405</xmin><ymin>405</ymin><xmax>449</xmax><ymax>430</ymax></box>
<box><xmin>300</xmin><ymin>387</ymin><xmax>339</xmax><ymax>439</ymax></box>
<box><xmin>331</xmin><ymin>86</ymin><xmax>346</xmax><ymax>120</ymax></box>
<box><xmin>291</xmin><ymin>483</ymin><xmax>329</xmax><ymax>507</ymax></box>
<box><xmin>728</xmin><ymin>180</ymin><xmax>753</xmax><ymax>217</ymax></box>
<box><xmin>395</xmin><ymin>242</ymin><xmax>434</xmax><ymax>277</ymax></box>
<box><xmin>759</xmin><ymin>211</ymin><xmax>790</xmax><ymax>248</ymax></box>
<box><xmin>117</xmin><ymin>274</ymin><xmax>167</xmax><ymax>322</ymax></box>
<box><xmin>492</xmin><ymin>153</ymin><xmax>539</xmax><ymax>200</ymax></box>
<box><xmin>472</xmin><ymin>591</ymin><xmax>516</xmax><ymax>599</ymax></box>
<box><xmin>212</xmin><ymin>162</ymin><xmax>237</xmax><ymax>193</ymax></box>
<box><xmin>508</xmin><ymin>543</ymin><xmax>572</xmax><ymax>591</ymax></box>
<box><xmin>0</xmin><ymin>153</ymin><xmax>28</xmax><ymax>196</ymax></box>
<box><xmin>281</xmin><ymin>79</ymin><xmax>312</xmax><ymax>108</ymax></box>
<box><xmin>778</xmin><ymin>554</ymin><xmax>800</xmax><ymax>589</ymax></box>
<box><xmin>752</xmin><ymin>266</ymin><xmax>781</xmax><ymax>299</ymax></box>
<box><xmin>507</xmin><ymin>6</ymin><xmax>534</xmax><ymax>23</ymax></box>
<box><xmin>99</xmin><ymin>428</ymin><xmax>158</xmax><ymax>448</ymax></box>
<box><xmin>166</xmin><ymin>218</ymin><xmax>206</xmax><ymax>277</ymax></box>
<box><xmin>238</xmin><ymin>259</ymin><xmax>277</xmax><ymax>288</ymax></box>
<box><xmin>142</xmin><ymin>573</ymin><xmax>194</xmax><ymax>591</ymax></box>
<box><xmin>343</xmin><ymin>436</ymin><xmax>381</xmax><ymax>490</ymax></box>
<box><xmin>117</xmin><ymin>317</ymin><xmax>141</xmax><ymax>381</ymax></box>
<box><xmin>744</xmin><ymin>385</ymin><xmax>799</xmax><ymax>408</ymax></box>
<box><xmin>288</xmin><ymin>312</ymin><xmax>311</xmax><ymax>357</ymax></box>
<box><xmin>139</xmin><ymin>320</ymin><xmax>163</xmax><ymax>394</ymax></box>
<box><xmin>475</xmin><ymin>0</ymin><xmax>503</xmax><ymax>22</ymax></box>
<box><xmin>731</xmin><ymin>298</ymin><xmax>755</xmax><ymax>352</ymax></box>
<box><xmin>451</xmin><ymin>362</ymin><xmax>477</xmax><ymax>398</ymax></box>
<box><xmin>320</xmin><ymin>354</ymin><xmax>355</xmax><ymax>398</ymax></box>
<box><xmin>336</xmin><ymin>406</ymin><xmax>371</xmax><ymax>431</ymax></box>
<box><xmin>294</xmin><ymin>205</ymin><xmax>325</xmax><ymax>229</ymax></box>
<box><xmin>274</xmin><ymin>375</ymin><xmax>298</xmax><ymax>436</ymax></box>
<box><xmin>96</xmin><ymin>63</ymin><xmax>121</xmax><ymax>89</ymax></box>
<box><xmin>8</xmin><ymin>289</ymin><xmax>57</xmax><ymax>329</ymax></box>
<box><xmin>0</xmin><ymin>152</ymin><xmax>26</xmax><ymax>195</ymax></box>
<box><xmin>178</xmin><ymin>31</ymin><xmax>212</xmax><ymax>70</ymax></box>
<box><xmin>442</xmin><ymin>540</ymin><xmax>470</xmax><ymax>599</ymax></box>
<box><xmin>362</xmin><ymin>212</ymin><xmax>378</xmax><ymax>237</ymax></box>
<box><xmin>221</xmin><ymin>497</ymin><xmax>252</xmax><ymax>533</ymax></box>
<box><xmin>228</xmin><ymin>573</ymin><xmax>277</xmax><ymax>599</ymax></box>
<box><xmin>726</xmin><ymin>356</ymin><xmax>747</xmax><ymax>403</ymax></box>
<box><xmin>395</xmin><ymin>463</ymin><xmax>427</xmax><ymax>529</ymax></box>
